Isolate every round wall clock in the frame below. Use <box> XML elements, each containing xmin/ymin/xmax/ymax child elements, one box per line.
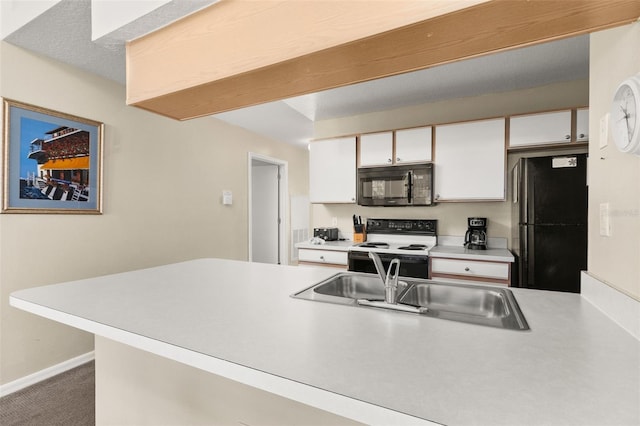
<box><xmin>611</xmin><ymin>73</ymin><xmax>640</xmax><ymax>155</ymax></box>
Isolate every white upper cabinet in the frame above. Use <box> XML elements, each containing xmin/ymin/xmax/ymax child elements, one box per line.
<box><xmin>576</xmin><ymin>108</ymin><xmax>589</xmax><ymax>142</ymax></box>
<box><xmin>395</xmin><ymin>126</ymin><xmax>432</xmax><ymax>164</ymax></box>
<box><xmin>509</xmin><ymin>110</ymin><xmax>572</xmax><ymax>147</ymax></box>
<box><xmin>309</xmin><ymin>137</ymin><xmax>356</xmax><ymax>203</ymax></box>
<box><xmin>434</xmin><ymin>118</ymin><xmax>506</xmax><ymax>201</ymax></box>
<box><xmin>360</xmin><ymin>132</ymin><xmax>393</xmax><ymax>166</ymax></box>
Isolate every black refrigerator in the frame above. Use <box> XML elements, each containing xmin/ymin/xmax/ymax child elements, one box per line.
<box><xmin>513</xmin><ymin>154</ymin><xmax>588</xmax><ymax>293</ymax></box>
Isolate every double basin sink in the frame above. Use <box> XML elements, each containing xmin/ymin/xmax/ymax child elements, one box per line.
<box><xmin>292</xmin><ymin>272</ymin><xmax>529</xmax><ymax>331</ymax></box>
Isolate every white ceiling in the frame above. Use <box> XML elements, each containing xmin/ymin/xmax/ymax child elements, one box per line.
<box><xmin>2</xmin><ymin>0</ymin><xmax>589</xmax><ymax>147</ymax></box>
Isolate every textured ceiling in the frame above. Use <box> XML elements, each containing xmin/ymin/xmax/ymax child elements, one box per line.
<box><xmin>3</xmin><ymin>0</ymin><xmax>589</xmax><ymax>146</ymax></box>
<box><xmin>4</xmin><ymin>0</ymin><xmax>218</xmax><ymax>83</ymax></box>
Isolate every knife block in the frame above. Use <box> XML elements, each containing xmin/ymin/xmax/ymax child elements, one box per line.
<box><xmin>353</xmin><ymin>225</ymin><xmax>366</xmax><ymax>243</ymax></box>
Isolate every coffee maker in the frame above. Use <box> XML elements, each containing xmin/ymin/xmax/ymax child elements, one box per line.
<box><xmin>464</xmin><ymin>217</ymin><xmax>487</xmax><ymax>250</ymax></box>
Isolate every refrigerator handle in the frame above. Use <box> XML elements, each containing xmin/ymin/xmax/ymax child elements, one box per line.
<box><xmin>526</xmin><ymin>225</ymin><xmax>535</xmax><ymax>287</ymax></box>
<box><xmin>519</xmin><ymin>226</ymin><xmax>527</xmax><ymax>287</ymax></box>
<box><xmin>520</xmin><ymin>159</ymin><xmax>529</xmax><ymax>224</ymax></box>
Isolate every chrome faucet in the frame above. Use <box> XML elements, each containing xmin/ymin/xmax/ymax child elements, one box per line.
<box><xmin>368</xmin><ymin>252</ymin><xmax>400</xmax><ymax>304</ymax></box>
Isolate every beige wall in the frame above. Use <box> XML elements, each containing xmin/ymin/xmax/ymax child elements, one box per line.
<box><xmin>313</xmin><ymin>79</ymin><xmax>589</xmax><ymax>242</ymax></box>
<box><xmin>588</xmin><ymin>23</ymin><xmax>640</xmax><ymax>300</ymax></box>
<box><xmin>0</xmin><ymin>42</ymin><xmax>308</xmax><ymax>384</ymax></box>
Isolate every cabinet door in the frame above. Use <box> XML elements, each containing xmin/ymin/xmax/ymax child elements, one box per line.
<box><xmin>509</xmin><ymin>110</ymin><xmax>572</xmax><ymax>147</ymax></box>
<box><xmin>360</xmin><ymin>132</ymin><xmax>393</xmax><ymax>166</ymax></box>
<box><xmin>395</xmin><ymin>126</ymin><xmax>432</xmax><ymax>163</ymax></box>
<box><xmin>434</xmin><ymin>118</ymin><xmax>505</xmax><ymax>201</ymax></box>
<box><xmin>576</xmin><ymin>108</ymin><xmax>589</xmax><ymax>142</ymax></box>
<box><xmin>309</xmin><ymin>137</ymin><xmax>356</xmax><ymax>203</ymax></box>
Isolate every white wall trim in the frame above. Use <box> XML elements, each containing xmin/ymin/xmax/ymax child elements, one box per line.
<box><xmin>0</xmin><ymin>351</ymin><xmax>95</xmax><ymax>397</ymax></box>
<box><xmin>581</xmin><ymin>272</ymin><xmax>640</xmax><ymax>341</ymax></box>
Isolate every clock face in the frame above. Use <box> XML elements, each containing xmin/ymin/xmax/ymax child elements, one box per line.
<box><xmin>611</xmin><ymin>76</ymin><xmax>640</xmax><ymax>154</ymax></box>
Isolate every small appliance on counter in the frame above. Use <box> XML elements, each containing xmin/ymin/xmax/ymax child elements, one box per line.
<box><xmin>313</xmin><ymin>227</ymin><xmax>339</xmax><ymax>241</ymax></box>
<box><xmin>464</xmin><ymin>217</ymin><xmax>488</xmax><ymax>250</ymax></box>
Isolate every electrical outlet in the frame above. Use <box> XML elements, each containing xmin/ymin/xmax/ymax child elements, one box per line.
<box><xmin>331</xmin><ymin>217</ymin><xmax>338</xmax><ymax>227</ymax></box>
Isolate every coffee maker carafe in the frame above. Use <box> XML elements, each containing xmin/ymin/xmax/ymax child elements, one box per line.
<box><xmin>464</xmin><ymin>217</ymin><xmax>487</xmax><ymax>250</ymax></box>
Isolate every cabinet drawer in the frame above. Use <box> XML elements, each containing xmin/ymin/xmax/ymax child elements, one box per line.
<box><xmin>431</xmin><ymin>258</ymin><xmax>509</xmax><ymax>280</ymax></box>
<box><xmin>298</xmin><ymin>249</ymin><xmax>348</xmax><ymax>266</ymax></box>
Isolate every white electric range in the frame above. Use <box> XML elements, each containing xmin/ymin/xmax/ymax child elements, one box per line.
<box><xmin>348</xmin><ymin>218</ymin><xmax>437</xmax><ymax>279</ymax></box>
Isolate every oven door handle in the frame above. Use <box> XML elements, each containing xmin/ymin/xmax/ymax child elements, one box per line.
<box><xmin>407</xmin><ymin>171</ymin><xmax>413</xmax><ymax>203</ymax></box>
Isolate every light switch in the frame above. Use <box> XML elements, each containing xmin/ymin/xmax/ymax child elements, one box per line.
<box><xmin>599</xmin><ymin>203</ymin><xmax>611</xmax><ymax>236</ymax></box>
<box><xmin>222</xmin><ymin>190</ymin><xmax>233</xmax><ymax>205</ymax></box>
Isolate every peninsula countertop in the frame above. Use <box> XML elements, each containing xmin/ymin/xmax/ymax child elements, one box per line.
<box><xmin>10</xmin><ymin>258</ymin><xmax>640</xmax><ymax>426</ymax></box>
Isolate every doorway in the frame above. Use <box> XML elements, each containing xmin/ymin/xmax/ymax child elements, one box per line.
<box><xmin>248</xmin><ymin>153</ymin><xmax>288</xmax><ymax>265</ymax></box>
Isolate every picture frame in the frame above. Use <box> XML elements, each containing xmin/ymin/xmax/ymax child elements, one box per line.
<box><xmin>2</xmin><ymin>99</ymin><xmax>103</xmax><ymax>214</ymax></box>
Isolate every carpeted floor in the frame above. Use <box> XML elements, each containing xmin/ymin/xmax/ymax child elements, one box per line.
<box><xmin>0</xmin><ymin>361</ymin><xmax>95</xmax><ymax>426</ymax></box>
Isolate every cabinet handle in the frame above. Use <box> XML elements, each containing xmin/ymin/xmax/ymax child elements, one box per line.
<box><xmin>387</xmin><ymin>158</ymin><xmax>392</xmax><ymax>163</ymax></box>
<box><xmin>579</xmin><ymin>133</ymin><xmax>586</xmax><ymax>139</ymax></box>
<box><xmin>320</xmin><ymin>256</ymin><xmax>325</xmax><ymax>261</ymax></box>
<box><xmin>464</xmin><ymin>267</ymin><xmax>470</xmax><ymax>272</ymax></box>
<box><xmin>565</xmin><ymin>135</ymin><xmax>571</xmax><ymax>140</ymax></box>
<box><xmin>396</xmin><ymin>157</ymin><xmax>401</xmax><ymax>162</ymax></box>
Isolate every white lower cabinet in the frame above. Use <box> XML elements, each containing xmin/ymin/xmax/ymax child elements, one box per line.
<box><xmin>430</xmin><ymin>257</ymin><xmax>511</xmax><ymax>285</ymax></box>
<box><xmin>298</xmin><ymin>249</ymin><xmax>348</xmax><ymax>267</ymax></box>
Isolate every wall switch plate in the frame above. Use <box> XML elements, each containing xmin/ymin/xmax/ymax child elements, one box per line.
<box><xmin>222</xmin><ymin>190</ymin><xmax>233</xmax><ymax>205</ymax></box>
<box><xmin>599</xmin><ymin>203</ymin><xmax>611</xmax><ymax>236</ymax></box>
<box><xmin>599</xmin><ymin>113</ymin><xmax>609</xmax><ymax>149</ymax></box>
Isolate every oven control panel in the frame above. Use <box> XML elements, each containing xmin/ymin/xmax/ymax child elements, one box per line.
<box><xmin>366</xmin><ymin>218</ymin><xmax>437</xmax><ymax>235</ymax></box>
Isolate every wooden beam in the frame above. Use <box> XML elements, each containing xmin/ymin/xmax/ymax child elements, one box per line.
<box><xmin>126</xmin><ymin>0</ymin><xmax>487</xmax><ymax>105</ymax></box>
<box><xmin>127</xmin><ymin>0</ymin><xmax>640</xmax><ymax>120</ymax></box>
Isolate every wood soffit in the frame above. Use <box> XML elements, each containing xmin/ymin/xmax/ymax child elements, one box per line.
<box><xmin>127</xmin><ymin>0</ymin><xmax>640</xmax><ymax>121</ymax></box>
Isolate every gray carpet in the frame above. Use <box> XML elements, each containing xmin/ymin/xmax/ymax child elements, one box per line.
<box><xmin>0</xmin><ymin>361</ymin><xmax>95</xmax><ymax>426</ymax></box>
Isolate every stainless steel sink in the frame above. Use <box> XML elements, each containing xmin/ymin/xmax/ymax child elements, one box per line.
<box><xmin>398</xmin><ymin>282</ymin><xmax>528</xmax><ymax>330</ymax></box>
<box><xmin>292</xmin><ymin>272</ymin><xmax>529</xmax><ymax>330</ymax></box>
<box><xmin>313</xmin><ymin>273</ymin><xmax>387</xmax><ymax>300</ymax></box>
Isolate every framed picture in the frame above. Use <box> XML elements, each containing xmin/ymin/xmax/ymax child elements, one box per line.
<box><xmin>2</xmin><ymin>99</ymin><xmax>103</xmax><ymax>214</ymax></box>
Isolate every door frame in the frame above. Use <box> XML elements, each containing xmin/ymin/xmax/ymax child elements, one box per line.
<box><xmin>248</xmin><ymin>152</ymin><xmax>289</xmax><ymax>265</ymax></box>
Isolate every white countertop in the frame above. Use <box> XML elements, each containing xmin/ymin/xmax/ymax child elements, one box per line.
<box><xmin>10</xmin><ymin>259</ymin><xmax>640</xmax><ymax>426</ymax></box>
<box><xmin>430</xmin><ymin>245</ymin><xmax>515</xmax><ymax>262</ymax></box>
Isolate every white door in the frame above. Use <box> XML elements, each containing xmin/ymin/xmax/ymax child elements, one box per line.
<box><xmin>251</xmin><ymin>160</ymin><xmax>280</xmax><ymax>264</ymax></box>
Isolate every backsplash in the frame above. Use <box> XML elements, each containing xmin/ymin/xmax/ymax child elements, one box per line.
<box><xmin>312</xmin><ymin>201</ymin><xmax>511</xmax><ymax>246</ymax></box>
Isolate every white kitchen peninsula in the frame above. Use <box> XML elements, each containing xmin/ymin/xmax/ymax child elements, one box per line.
<box><xmin>10</xmin><ymin>259</ymin><xmax>640</xmax><ymax>426</ymax></box>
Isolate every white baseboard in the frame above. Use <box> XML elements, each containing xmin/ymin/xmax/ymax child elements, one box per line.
<box><xmin>581</xmin><ymin>272</ymin><xmax>640</xmax><ymax>341</ymax></box>
<box><xmin>0</xmin><ymin>351</ymin><xmax>94</xmax><ymax>398</ymax></box>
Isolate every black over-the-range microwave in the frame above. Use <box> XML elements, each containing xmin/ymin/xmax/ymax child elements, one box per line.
<box><xmin>357</xmin><ymin>163</ymin><xmax>434</xmax><ymax>207</ymax></box>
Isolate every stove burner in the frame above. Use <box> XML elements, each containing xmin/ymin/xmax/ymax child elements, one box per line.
<box><xmin>357</xmin><ymin>242</ymin><xmax>389</xmax><ymax>248</ymax></box>
<box><xmin>398</xmin><ymin>244</ymin><xmax>428</xmax><ymax>251</ymax></box>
